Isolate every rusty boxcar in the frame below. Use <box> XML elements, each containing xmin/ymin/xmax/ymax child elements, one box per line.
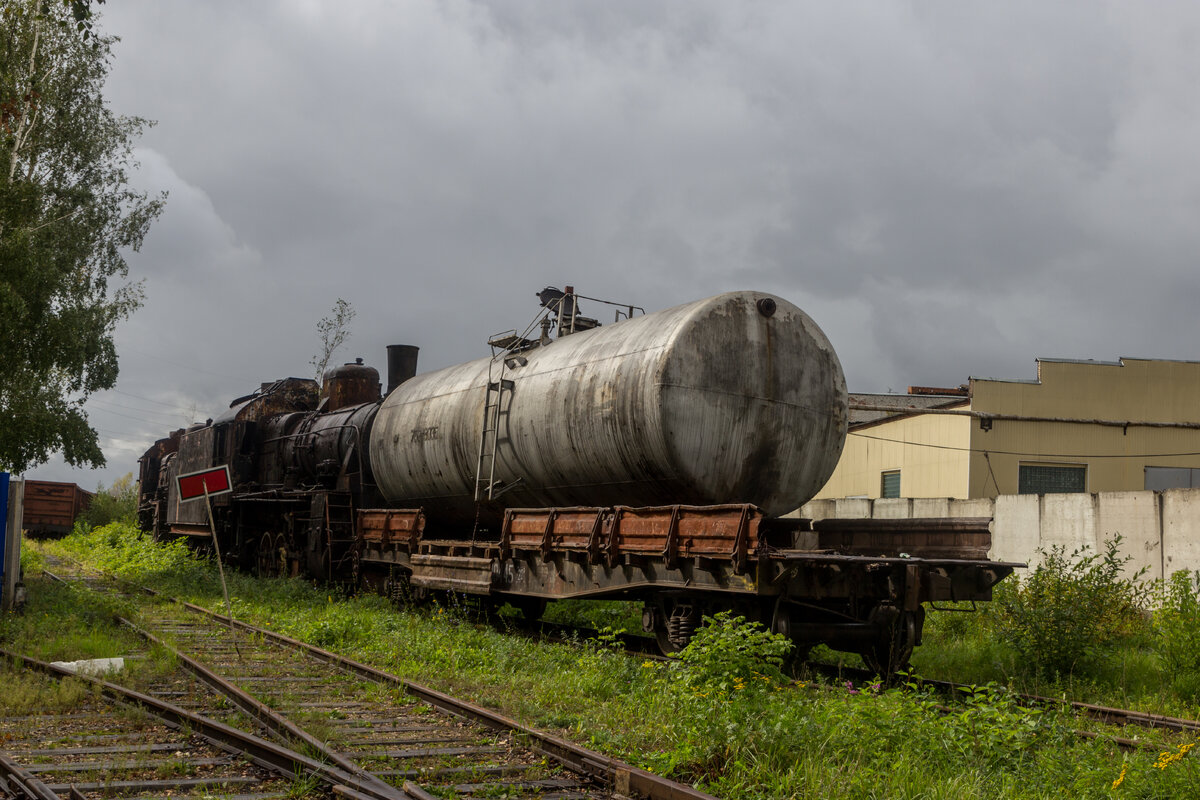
<box><xmin>138</xmin><ymin>287</ymin><xmax>1016</xmax><ymax>671</ymax></box>
<box><xmin>22</xmin><ymin>480</ymin><xmax>94</xmax><ymax>537</ymax></box>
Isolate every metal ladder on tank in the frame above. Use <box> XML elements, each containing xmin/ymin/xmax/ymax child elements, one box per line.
<box><xmin>474</xmin><ymin>355</ymin><xmax>515</xmax><ymax>502</ymax></box>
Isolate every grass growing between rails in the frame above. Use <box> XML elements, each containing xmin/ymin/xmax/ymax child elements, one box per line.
<box><xmin>27</xmin><ymin>523</ymin><xmax>1200</xmax><ymax>798</ymax></box>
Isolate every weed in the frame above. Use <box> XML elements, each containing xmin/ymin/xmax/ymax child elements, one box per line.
<box><xmin>674</xmin><ymin>611</ymin><xmax>791</xmax><ymax>695</ymax></box>
<box><xmin>285</xmin><ymin>771</ymin><xmax>322</xmax><ymax>798</ymax></box>
<box><xmin>1153</xmin><ymin>570</ymin><xmax>1200</xmax><ymax>702</ymax></box>
<box><xmin>993</xmin><ymin>536</ymin><xmax>1146</xmax><ymax>678</ymax></box>
<box><xmin>32</xmin><ymin>523</ymin><xmax>1200</xmax><ymax>799</ymax></box>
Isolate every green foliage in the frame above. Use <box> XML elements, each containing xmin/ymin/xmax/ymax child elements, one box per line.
<box><xmin>31</xmin><ymin>529</ymin><xmax>1200</xmax><ymax>799</ymax></box>
<box><xmin>1154</xmin><ymin>570</ymin><xmax>1200</xmax><ymax>702</ymax></box>
<box><xmin>80</xmin><ymin>471</ymin><xmax>137</xmax><ymax>528</ymax></box>
<box><xmin>0</xmin><ymin>0</ymin><xmax>163</xmax><ymax>472</ymax></box>
<box><xmin>674</xmin><ymin>611</ymin><xmax>792</xmax><ymax>694</ymax></box>
<box><xmin>993</xmin><ymin>536</ymin><xmax>1146</xmax><ymax>678</ymax></box>
<box><xmin>58</xmin><ymin>520</ymin><xmax>196</xmax><ymax>581</ymax></box>
<box><xmin>915</xmin><ymin>679</ymin><xmax>1060</xmax><ymax>768</ymax></box>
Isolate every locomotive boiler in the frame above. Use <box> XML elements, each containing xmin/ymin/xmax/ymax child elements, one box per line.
<box><xmin>138</xmin><ymin>287</ymin><xmax>1015</xmax><ymax>671</ymax></box>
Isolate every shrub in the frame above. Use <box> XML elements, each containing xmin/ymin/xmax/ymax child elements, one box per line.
<box><xmin>1153</xmin><ymin>570</ymin><xmax>1200</xmax><ymax>702</ymax></box>
<box><xmin>674</xmin><ymin>611</ymin><xmax>792</xmax><ymax>694</ymax></box>
<box><xmin>993</xmin><ymin>536</ymin><xmax>1147</xmax><ymax>678</ymax></box>
<box><xmin>82</xmin><ymin>473</ymin><xmax>139</xmax><ymax>528</ymax></box>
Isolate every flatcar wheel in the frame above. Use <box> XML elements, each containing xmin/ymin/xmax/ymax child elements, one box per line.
<box><xmin>655</xmin><ymin>625</ymin><xmax>683</xmax><ymax>656</ymax></box>
<box><xmin>513</xmin><ymin>597</ymin><xmax>546</xmax><ymax>628</ymax></box>
<box><xmin>860</xmin><ymin>607</ymin><xmax>918</xmax><ymax>676</ymax></box>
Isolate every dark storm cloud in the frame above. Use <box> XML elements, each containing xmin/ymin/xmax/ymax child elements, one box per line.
<box><xmin>27</xmin><ymin>1</ymin><xmax>1200</xmax><ymax>488</ymax></box>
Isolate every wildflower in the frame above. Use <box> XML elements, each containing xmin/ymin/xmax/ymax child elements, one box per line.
<box><xmin>1153</xmin><ymin>740</ymin><xmax>1197</xmax><ymax>770</ymax></box>
<box><xmin>641</xmin><ymin>661</ymin><xmax>656</xmax><ymax>669</ymax></box>
<box><xmin>844</xmin><ymin>681</ymin><xmax>859</xmax><ymax>695</ymax></box>
<box><xmin>1111</xmin><ymin>761</ymin><xmax>1128</xmax><ymax>789</ymax></box>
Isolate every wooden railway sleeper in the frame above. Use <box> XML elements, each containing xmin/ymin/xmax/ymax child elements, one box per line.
<box><xmin>118</xmin><ymin>617</ymin><xmax>406</xmax><ymax>800</ymax></box>
<box><xmin>0</xmin><ymin>646</ymin><xmax>415</xmax><ymax>800</ymax></box>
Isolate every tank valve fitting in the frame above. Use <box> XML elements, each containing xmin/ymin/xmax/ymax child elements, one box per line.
<box><xmin>756</xmin><ymin>297</ymin><xmax>777</xmax><ymax>318</ymax></box>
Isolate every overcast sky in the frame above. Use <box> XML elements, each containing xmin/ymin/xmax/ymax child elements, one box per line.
<box><xmin>27</xmin><ymin>1</ymin><xmax>1200</xmax><ymax>490</ymax></box>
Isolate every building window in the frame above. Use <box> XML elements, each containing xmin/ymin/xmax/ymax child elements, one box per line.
<box><xmin>880</xmin><ymin>470</ymin><xmax>901</xmax><ymax>498</ymax></box>
<box><xmin>1145</xmin><ymin>467</ymin><xmax>1200</xmax><ymax>490</ymax></box>
<box><xmin>1018</xmin><ymin>463</ymin><xmax>1086</xmax><ymax>495</ymax></box>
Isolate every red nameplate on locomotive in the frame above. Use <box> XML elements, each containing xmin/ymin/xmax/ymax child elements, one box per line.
<box><xmin>176</xmin><ymin>466</ymin><xmax>232</xmax><ymax>501</ymax></box>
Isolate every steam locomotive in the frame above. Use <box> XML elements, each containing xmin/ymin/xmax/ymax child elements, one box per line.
<box><xmin>138</xmin><ymin>287</ymin><xmax>1014</xmax><ymax>670</ymax></box>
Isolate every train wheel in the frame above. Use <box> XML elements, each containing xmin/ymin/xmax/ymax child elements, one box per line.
<box><xmin>860</xmin><ymin>606</ymin><xmax>921</xmax><ymax>676</ymax></box>
<box><xmin>255</xmin><ymin>534</ymin><xmax>281</xmax><ymax>578</ymax></box>
<box><xmin>512</xmin><ymin>597</ymin><xmax>546</xmax><ymax>628</ymax></box>
<box><xmin>646</xmin><ymin>600</ymin><xmax>700</xmax><ymax>655</ymax></box>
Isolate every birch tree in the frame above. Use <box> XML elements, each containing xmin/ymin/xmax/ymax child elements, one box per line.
<box><xmin>0</xmin><ymin>0</ymin><xmax>164</xmax><ymax>472</ymax></box>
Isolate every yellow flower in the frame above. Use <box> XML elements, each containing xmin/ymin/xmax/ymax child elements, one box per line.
<box><xmin>1111</xmin><ymin>762</ymin><xmax>1127</xmax><ymax>789</ymax></box>
<box><xmin>1153</xmin><ymin>739</ymin><xmax>1198</xmax><ymax>770</ymax></box>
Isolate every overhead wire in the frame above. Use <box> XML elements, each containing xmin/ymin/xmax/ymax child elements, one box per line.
<box><xmin>848</xmin><ymin>430</ymin><xmax>1200</xmax><ymax>460</ymax></box>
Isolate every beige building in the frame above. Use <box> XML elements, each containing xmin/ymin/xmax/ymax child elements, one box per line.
<box><xmin>815</xmin><ymin>358</ymin><xmax>1200</xmax><ymax>500</ymax></box>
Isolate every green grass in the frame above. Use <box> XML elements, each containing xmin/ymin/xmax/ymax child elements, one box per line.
<box><xmin>18</xmin><ymin>523</ymin><xmax>1200</xmax><ymax>798</ymax></box>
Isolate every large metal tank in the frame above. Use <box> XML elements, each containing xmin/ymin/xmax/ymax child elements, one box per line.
<box><xmin>369</xmin><ymin>291</ymin><xmax>847</xmax><ymax>524</ymax></box>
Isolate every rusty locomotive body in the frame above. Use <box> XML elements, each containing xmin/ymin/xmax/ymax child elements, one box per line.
<box><xmin>138</xmin><ymin>288</ymin><xmax>1014</xmax><ymax>669</ymax></box>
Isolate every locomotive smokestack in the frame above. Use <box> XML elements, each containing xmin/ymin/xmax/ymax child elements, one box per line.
<box><xmin>386</xmin><ymin>345</ymin><xmax>419</xmax><ymax>394</ymax></box>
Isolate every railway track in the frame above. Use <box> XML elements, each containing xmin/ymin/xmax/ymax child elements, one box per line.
<box><xmin>16</xmin><ymin>560</ymin><xmax>717</xmax><ymax>800</ymax></box>
<box><xmin>0</xmin><ymin>649</ymin><xmax>376</xmax><ymax>799</ymax></box>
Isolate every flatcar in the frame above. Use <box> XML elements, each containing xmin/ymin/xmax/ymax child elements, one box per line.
<box><xmin>138</xmin><ymin>287</ymin><xmax>1015</xmax><ymax>670</ymax></box>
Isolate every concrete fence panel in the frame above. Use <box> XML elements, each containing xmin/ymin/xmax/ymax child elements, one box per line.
<box><xmin>834</xmin><ymin>498</ymin><xmax>872</xmax><ymax>519</ymax></box>
<box><xmin>912</xmin><ymin>498</ymin><xmax>951</xmax><ymax>518</ymax></box>
<box><xmin>873</xmin><ymin>498</ymin><xmax>913</xmax><ymax>519</ymax></box>
<box><xmin>1162</xmin><ymin>490</ymin><xmax>1200</xmax><ymax>577</ymax></box>
<box><xmin>992</xmin><ymin>494</ymin><xmax>1039</xmax><ymax>565</ymax></box>
<box><xmin>1096</xmin><ymin>491</ymin><xmax>1162</xmax><ymax>581</ymax></box>
<box><xmin>1038</xmin><ymin>494</ymin><xmax>1098</xmax><ymax>557</ymax></box>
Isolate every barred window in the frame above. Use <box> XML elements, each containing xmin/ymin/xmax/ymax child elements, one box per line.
<box><xmin>880</xmin><ymin>470</ymin><xmax>901</xmax><ymax>498</ymax></box>
<box><xmin>1018</xmin><ymin>463</ymin><xmax>1086</xmax><ymax>494</ymax></box>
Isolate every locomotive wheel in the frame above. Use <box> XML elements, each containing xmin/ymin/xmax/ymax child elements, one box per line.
<box><xmin>255</xmin><ymin>533</ymin><xmax>282</xmax><ymax>578</ymax></box>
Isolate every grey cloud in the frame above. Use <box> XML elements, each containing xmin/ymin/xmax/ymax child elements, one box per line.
<box><xmin>26</xmin><ymin>0</ymin><xmax>1200</xmax><ymax>492</ymax></box>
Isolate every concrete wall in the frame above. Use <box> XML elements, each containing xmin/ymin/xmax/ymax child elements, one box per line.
<box><xmin>798</xmin><ymin>487</ymin><xmax>1200</xmax><ymax>580</ymax></box>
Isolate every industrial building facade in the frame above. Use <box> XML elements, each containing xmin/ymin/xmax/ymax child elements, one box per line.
<box><xmin>814</xmin><ymin>358</ymin><xmax>1200</xmax><ymax>500</ymax></box>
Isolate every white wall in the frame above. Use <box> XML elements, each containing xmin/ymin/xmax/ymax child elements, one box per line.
<box><xmin>798</xmin><ymin>487</ymin><xmax>1200</xmax><ymax>580</ymax></box>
